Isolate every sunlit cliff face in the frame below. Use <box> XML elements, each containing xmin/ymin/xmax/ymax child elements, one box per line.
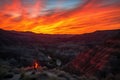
<box><xmin>0</xmin><ymin>0</ymin><xmax>120</xmax><ymax>34</ymax></box>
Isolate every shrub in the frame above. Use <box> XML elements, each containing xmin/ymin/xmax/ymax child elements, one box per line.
<box><xmin>0</xmin><ymin>65</ymin><xmax>8</xmax><ymax>79</ymax></box>
<box><xmin>3</xmin><ymin>73</ymin><xmax>13</xmax><ymax>79</ymax></box>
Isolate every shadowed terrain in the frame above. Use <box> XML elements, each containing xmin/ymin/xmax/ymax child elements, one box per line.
<box><xmin>0</xmin><ymin>29</ymin><xmax>120</xmax><ymax>80</ymax></box>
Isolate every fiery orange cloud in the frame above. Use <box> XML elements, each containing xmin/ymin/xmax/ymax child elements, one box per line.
<box><xmin>0</xmin><ymin>0</ymin><xmax>120</xmax><ymax>34</ymax></box>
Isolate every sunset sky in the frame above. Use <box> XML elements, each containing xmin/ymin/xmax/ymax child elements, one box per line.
<box><xmin>0</xmin><ymin>0</ymin><xmax>120</xmax><ymax>34</ymax></box>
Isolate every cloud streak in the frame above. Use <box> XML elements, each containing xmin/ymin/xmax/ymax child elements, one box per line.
<box><xmin>0</xmin><ymin>0</ymin><xmax>120</xmax><ymax>34</ymax></box>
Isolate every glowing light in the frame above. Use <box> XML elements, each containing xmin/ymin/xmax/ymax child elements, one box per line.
<box><xmin>34</xmin><ymin>62</ymin><xmax>39</xmax><ymax>69</ymax></box>
<box><xmin>0</xmin><ymin>0</ymin><xmax>119</xmax><ymax>34</ymax></box>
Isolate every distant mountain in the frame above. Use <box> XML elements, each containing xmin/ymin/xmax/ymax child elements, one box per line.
<box><xmin>0</xmin><ymin>29</ymin><xmax>68</xmax><ymax>46</ymax></box>
<box><xmin>0</xmin><ymin>29</ymin><xmax>119</xmax><ymax>46</ymax></box>
<box><xmin>61</xmin><ymin>29</ymin><xmax>120</xmax><ymax>43</ymax></box>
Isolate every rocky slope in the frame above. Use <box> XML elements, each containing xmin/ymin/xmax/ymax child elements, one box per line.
<box><xmin>64</xmin><ymin>31</ymin><xmax>120</xmax><ymax>78</ymax></box>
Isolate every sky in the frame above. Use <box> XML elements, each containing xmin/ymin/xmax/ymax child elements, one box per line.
<box><xmin>0</xmin><ymin>0</ymin><xmax>120</xmax><ymax>34</ymax></box>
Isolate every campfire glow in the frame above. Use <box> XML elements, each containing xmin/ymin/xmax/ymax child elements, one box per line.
<box><xmin>21</xmin><ymin>61</ymin><xmax>41</xmax><ymax>71</ymax></box>
<box><xmin>34</xmin><ymin>62</ymin><xmax>39</xmax><ymax>69</ymax></box>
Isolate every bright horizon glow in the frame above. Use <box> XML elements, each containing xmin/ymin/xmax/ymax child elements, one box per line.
<box><xmin>0</xmin><ymin>0</ymin><xmax>120</xmax><ymax>34</ymax></box>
